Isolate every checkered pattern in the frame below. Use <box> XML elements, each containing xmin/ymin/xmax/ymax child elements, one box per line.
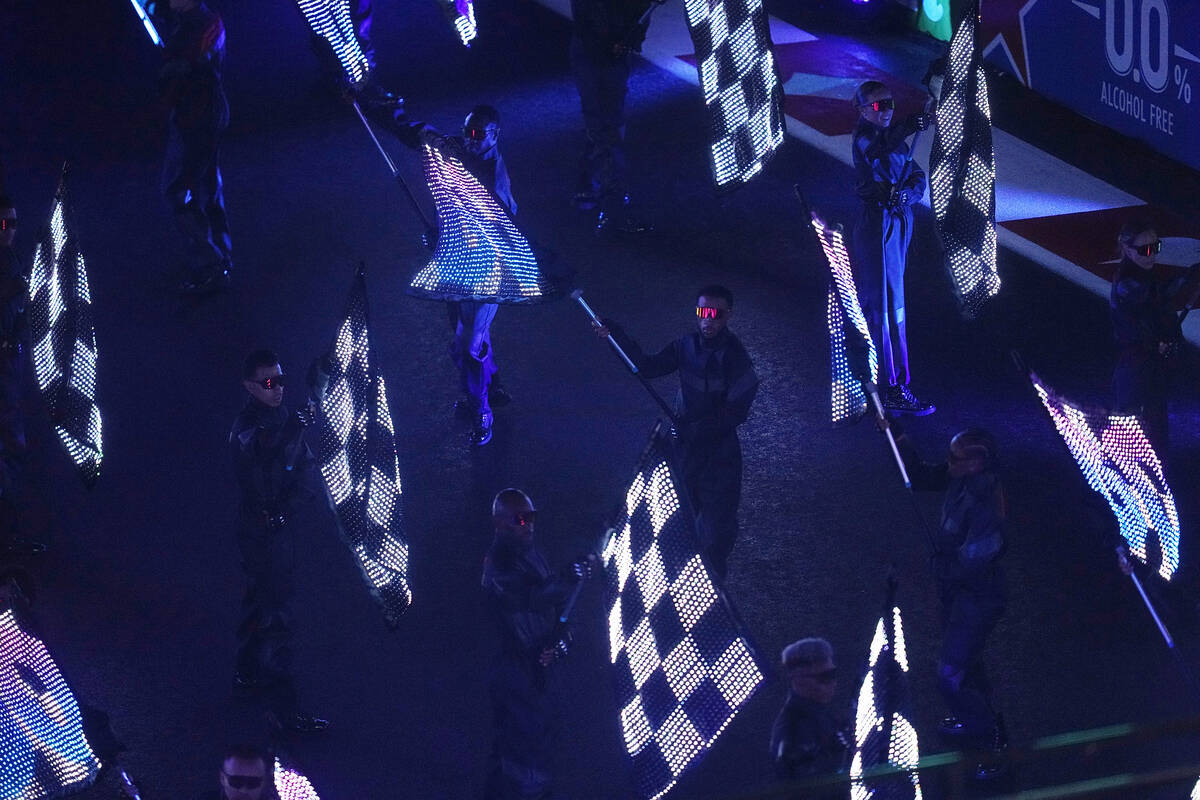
<box><xmin>601</xmin><ymin>427</ymin><xmax>764</xmax><ymax>800</ymax></box>
<box><xmin>682</xmin><ymin>0</ymin><xmax>784</xmax><ymax>188</ymax></box>
<box><xmin>0</xmin><ymin>606</ymin><xmax>102</xmax><ymax>799</ymax></box>
<box><xmin>275</xmin><ymin>758</ymin><xmax>321</xmax><ymax>800</ymax></box>
<box><xmin>408</xmin><ymin>145</ymin><xmax>555</xmax><ymax>304</ymax></box>
<box><xmin>929</xmin><ymin>5</ymin><xmax>1000</xmax><ymax>319</ymax></box>
<box><xmin>1191</xmin><ymin>776</ymin><xmax>1200</xmax><ymax>800</ymax></box>
<box><xmin>28</xmin><ymin>170</ymin><xmax>103</xmax><ymax>489</ymax></box>
<box><xmin>436</xmin><ymin>0</ymin><xmax>477</xmax><ymax>45</ymax></box>
<box><xmin>317</xmin><ymin>268</ymin><xmax>412</xmax><ymax>625</ymax></box>
<box><xmin>296</xmin><ymin>0</ymin><xmax>371</xmax><ymax>84</ymax></box>
<box><xmin>811</xmin><ymin>211</ymin><xmax>878</xmax><ymax>425</ymax></box>
<box><xmin>849</xmin><ymin>601</ymin><xmax>923</xmax><ymax>800</ymax></box>
<box><xmin>1031</xmin><ymin>373</ymin><xmax>1180</xmax><ymax>581</ymax></box>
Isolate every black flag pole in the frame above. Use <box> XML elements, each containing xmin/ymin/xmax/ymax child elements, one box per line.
<box><xmin>347</xmin><ymin>100</ymin><xmax>435</xmax><ymax>238</ymax></box>
<box><xmin>571</xmin><ymin>289</ymin><xmax>680</xmax><ymax>424</ymax></box>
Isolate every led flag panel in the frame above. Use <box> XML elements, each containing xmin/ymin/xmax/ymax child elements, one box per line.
<box><xmin>407</xmin><ymin>145</ymin><xmax>555</xmax><ymax>304</ymax></box>
<box><xmin>849</xmin><ymin>603</ymin><xmax>923</xmax><ymax>800</ymax></box>
<box><xmin>436</xmin><ymin>0</ymin><xmax>477</xmax><ymax>46</ymax></box>
<box><xmin>601</xmin><ymin>426</ymin><xmax>765</xmax><ymax>799</ymax></box>
<box><xmin>1191</xmin><ymin>777</ymin><xmax>1200</xmax><ymax>800</ymax></box>
<box><xmin>1031</xmin><ymin>373</ymin><xmax>1180</xmax><ymax>581</ymax></box>
<box><xmin>275</xmin><ymin>758</ymin><xmax>320</xmax><ymax>800</ymax></box>
<box><xmin>811</xmin><ymin>211</ymin><xmax>878</xmax><ymax>425</ymax></box>
<box><xmin>0</xmin><ymin>607</ymin><xmax>102</xmax><ymax>799</ymax></box>
<box><xmin>316</xmin><ymin>269</ymin><xmax>412</xmax><ymax>624</ymax></box>
<box><xmin>683</xmin><ymin>0</ymin><xmax>784</xmax><ymax>188</ymax></box>
<box><xmin>929</xmin><ymin>4</ymin><xmax>1000</xmax><ymax>319</ymax></box>
<box><xmin>296</xmin><ymin>0</ymin><xmax>370</xmax><ymax>85</ymax></box>
<box><xmin>28</xmin><ymin>170</ymin><xmax>102</xmax><ymax>488</ymax></box>
<box><xmin>127</xmin><ymin>0</ymin><xmax>163</xmax><ymax>46</ymax></box>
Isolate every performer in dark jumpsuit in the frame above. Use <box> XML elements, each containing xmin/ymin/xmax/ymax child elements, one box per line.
<box><xmin>151</xmin><ymin>0</ymin><xmax>232</xmax><ymax>294</ymax></box>
<box><xmin>891</xmin><ymin>420</ymin><xmax>1008</xmax><ymax>779</ymax></box>
<box><xmin>770</xmin><ymin>637</ymin><xmax>847</xmax><ymax>795</ymax></box>
<box><xmin>482</xmin><ymin>488</ymin><xmax>592</xmax><ymax>800</ymax></box>
<box><xmin>597</xmin><ymin>285</ymin><xmax>758</xmax><ymax>581</ymax></box>
<box><xmin>0</xmin><ymin>196</ymin><xmax>29</xmax><ymax>551</ymax></box>
<box><xmin>375</xmin><ymin>104</ymin><xmax>515</xmax><ymax>445</ymax></box>
<box><xmin>1110</xmin><ymin>219</ymin><xmax>1186</xmax><ymax>455</ymax></box>
<box><xmin>229</xmin><ymin>349</ymin><xmax>327</xmax><ymax>733</ymax></box>
<box><xmin>569</xmin><ymin>0</ymin><xmax>652</xmax><ymax>233</ymax></box>
<box><xmin>850</xmin><ymin>81</ymin><xmax>933</xmax><ymax>416</ymax></box>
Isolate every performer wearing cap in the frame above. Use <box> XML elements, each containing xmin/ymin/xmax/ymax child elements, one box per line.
<box><xmin>228</xmin><ymin>349</ymin><xmax>327</xmax><ymax>734</ymax></box>
<box><xmin>1110</xmin><ymin>217</ymin><xmax>1187</xmax><ymax>455</ymax></box>
<box><xmin>593</xmin><ymin>285</ymin><xmax>758</xmax><ymax>581</ymax></box>
<box><xmin>481</xmin><ymin>488</ymin><xmax>594</xmax><ymax>799</ymax></box>
<box><xmin>850</xmin><ymin>81</ymin><xmax>934</xmax><ymax>416</ymax></box>
<box><xmin>886</xmin><ymin>419</ymin><xmax>1008</xmax><ymax>779</ymax></box>
<box><xmin>149</xmin><ymin>0</ymin><xmax>232</xmax><ymax>294</ymax></box>
<box><xmin>374</xmin><ymin>104</ymin><xmax>516</xmax><ymax>446</ymax></box>
<box><xmin>770</xmin><ymin>637</ymin><xmax>848</xmax><ymax>791</ymax></box>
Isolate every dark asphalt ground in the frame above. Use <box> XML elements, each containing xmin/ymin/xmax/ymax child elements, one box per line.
<box><xmin>3</xmin><ymin>1</ymin><xmax>1200</xmax><ymax>798</ymax></box>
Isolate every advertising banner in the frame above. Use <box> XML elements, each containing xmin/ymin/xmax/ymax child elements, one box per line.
<box><xmin>981</xmin><ymin>0</ymin><xmax>1200</xmax><ymax>172</ymax></box>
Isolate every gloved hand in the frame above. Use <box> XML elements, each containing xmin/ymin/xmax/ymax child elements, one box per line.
<box><xmin>570</xmin><ymin>554</ymin><xmax>600</xmax><ymax>581</ymax></box>
<box><xmin>893</xmin><ymin>188</ymin><xmax>918</xmax><ymax>208</ymax></box>
<box><xmin>295</xmin><ymin>402</ymin><xmax>317</xmax><ymax>427</ymax></box>
<box><xmin>420</xmin><ymin>227</ymin><xmax>440</xmax><ymax>252</ymax></box>
<box><xmin>266</xmin><ymin>512</ymin><xmax>287</xmax><ymax>531</ymax></box>
<box><xmin>910</xmin><ymin>112</ymin><xmax>933</xmax><ymax>131</ymax></box>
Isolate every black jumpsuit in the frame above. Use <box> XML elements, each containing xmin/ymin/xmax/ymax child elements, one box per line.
<box><xmin>769</xmin><ymin>692</ymin><xmax>846</xmax><ymax>791</ymax></box>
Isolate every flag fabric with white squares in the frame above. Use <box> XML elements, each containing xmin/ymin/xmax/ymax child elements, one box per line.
<box><xmin>407</xmin><ymin>145</ymin><xmax>556</xmax><ymax>304</ymax></box>
<box><xmin>296</xmin><ymin>0</ymin><xmax>371</xmax><ymax>84</ymax></box>
<box><xmin>316</xmin><ymin>268</ymin><xmax>412</xmax><ymax>624</ymax></box>
<box><xmin>811</xmin><ymin>210</ymin><xmax>878</xmax><ymax>425</ymax></box>
<box><xmin>929</xmin><ymin>3</ymin><xmax>1000</xmax><ymax>318</ymax></box>
<box><xmin>601</xmin><ymin>424</ymin><xmax>765</xmax><ymax>799</ymax></box>
<box><xmin>849</xmin><ymin>590</ymin><xmax>923</xmax><ymax>800</ymax></box>
<box><xmin>28</xmin><ymin>169</ymin><xmax>102</xmax><ymax>488</ymax></box>
<box><xmin>1031</xmin><ymin>372</ymin><xmax>1180</xmax><ymax>581</ymax></box>
<box><xmin>0</xmin><ymin>604</ymin><xmax>102</xmax><ymax>799</ymax></box>
<box><xmin>274</xmin><ymin>757</ymin><xmax>321</xmax><ymax>800</ymax></box>
<box><xmin>436</xmin><ymin>0</ymin><xmax>477</xmax><ymax>46</ymax></box>
<box><xmin>682</xmin><ymin>0</ymin><xmax>784</xmax><ymax>188</ymax></box>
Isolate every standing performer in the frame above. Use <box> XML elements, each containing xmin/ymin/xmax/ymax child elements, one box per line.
<box><xmin>888</xmin><ymin>420</ymin><xmax>1008</xmax><ymax>779</ymax></box>
<box><xmin>569</xmin><ymin>0</ymin><xmax>652</xmax><ymax>234</ymax></box>
<box><xmin>481</xmin><ymin>488</ymin><xmax>593</xmax><ymax>799</ymax></box>
<box><xmin>375</xmin><ymin>104</ymin><xmax>515</xmax><ymax>446</ymax></box>
<box><xmin>194</xmin><ymin>743</ymin><xmax>275</xmax><ymax>800</ymax></box>
<box><xmin>594</xmin><ymin>285</ymin><xmax>758</xmax><ymax>581</ymax></box>
<box><xmin>850</xmin><ymin>81</ymin><xmax>934</xmax><ymax>415</ymax></box>
<box><xmin>308</xmin><ymin>0</ymin><xmax>402</xmax><ymax>108</ymax></box>
<box><xmin>1110</xmin><ymin>218</ymin><xmax>1184</xmax><ymax>455</ymax></box>
<box><xmin>770</xmin><ymin>637</ymin><xmax>848</xmax><ymax>793</ymax></box>
<box><xmin>229</xmin><ymin>349</ymin><xmax>327</xmax><ymax>734</ymax></box>
<box><xmin>150</xmin><ymin>0</ymin><xmax>232</xmax><ymax>294</ymax></box>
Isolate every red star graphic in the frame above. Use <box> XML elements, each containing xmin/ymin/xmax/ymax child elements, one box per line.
<box><xmin>979</xmin><ymin>0</ymin><xmax>1039</xmax><ymax>86</ymax></box>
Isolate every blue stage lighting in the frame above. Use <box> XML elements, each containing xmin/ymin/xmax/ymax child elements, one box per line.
<box><xmin>810</xmin><ymin>210</ymin><xmax>878</xmax><ymax>425</ymax></box>
<box><xmin>0</xmin><ymin>607</ymin><xmax>102</xmax><ymax>799</ymax></box>
<box><xmin>849</xmin><ymin>602</ymin><xmax>923</xmax><ymax>800</ymax></box>
<box><xmin>407</xmin><ymin>145</ymin><xmax>556</xmax><ymax>304</ymax></box>
<box><xmin>929</xmin><ymin>5</ymin><xmax>1000</xmax><ymax>318</ymax></box>
<box><xmin>682</xmin><ymin>0</ymin><xmax>784</xmax><ymax>188</ymax></box>
<box><xmin>601</xmin><ymin>425</ymin><xmax>765</xmax><ymax>799</ymax></box>
<box><xmin>28</xmin><ymin>169</ymin><xmax>102</xmax><ymax>488</ymax></box>
<box><xmin>1031</xmin><ymin>373</ymin><xmax>1179</xmax><ymax>581</ymax></box>
<box><xmin>316</xmin><ymin>268</ymin><xmax>412</xmax><ymax>623</ymax></box>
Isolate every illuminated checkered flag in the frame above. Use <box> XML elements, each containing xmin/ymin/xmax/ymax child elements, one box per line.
<box><xmin>275</xmin><ymin>757</ymin><xmax>320</xmax><ymax>800</ymax></box>
<box><xmin>1191</xmin><ymin>776</ymin><xmax>1200</xmax><ymax>800</ymax></box>
<box><xmin>296</xmin><ymin>0</ymin><xmax>371</xmax><ymax>84</ymax></box>
<box><xmin>407</xmin><ymin>145</ymin><xmax>557</xmax><ymax>304</ymax></box>
<box><xmin>928</xmin><ymin>2</ymin><xmax>1000</xmax><ymax>319</ymax></box>
<box><xmin>810</xmin><ymin>207</ymin><xmax>878</xmax><ymax>425</ymax></box>
<box><xmin>435</xmin><ymin>0</ymin><xmax>477</xmax><ymax>46</ymax></box>
<box><xmin>1030</xmin><ymin>372</ymin><xmax>1179</xmax><ymax>582</ymax></box>
<box><xmin>600</xmin><ymin>423</ymin><xmax>765</xmax><ymax>799</ymax></box>
<box><xmin>849</xmin><ymin>583</ymin><xmax>923</xmax><ymax>800</ymax></box>
<box><xmin>28</xmin><ymin>167</ymin><xmax>102</xmax><ymax>488</ymax></box>
<box><xmin>682</xmin><ymin>0</ymin><xmax>785</xmax><ymax>188</ymax></box>
<box><xmin>316</xmin><ymin>267</ymin><xmax>412</xmax><ymax>624</ymax></box>
<box><xmin>0</xmin><ymin>603</ymin><xmax>102</xmax><ymax>798</ymax></box>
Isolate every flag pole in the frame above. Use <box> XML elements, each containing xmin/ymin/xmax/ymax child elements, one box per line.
<box><xmin>348</xmin><ymin>100</ymin><xmax>435</xmax><ymax>238</ymax></box>
<box><xmin>571</xmin><ymin>290</ymin><xmax>680</xmax><ymax>424</ymax></box>
<box><xmin>865</xmin><ymin>383</ymin><xmax>912</xmax><ymax>489</ymax></box>
<box><xmin>1127</xmin><ymin>566</ymin><xmax>1175</xmax><ymax>650</ymax></box>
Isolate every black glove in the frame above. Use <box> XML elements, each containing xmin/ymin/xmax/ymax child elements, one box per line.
<box><xmin>295</xmin><ymin>404</ymin><xmax>317</xmax><ymax>427</ymax></box>
<box><xmin>570</xmin><ymin>555</ymin><xmax>599</xmax><ymax>581</ymax></box>
<box><xmin>266</xmin><ymin>512</ymin><xmax>287</xmax><ymax>531</ymax></box>
<box><xmin>911</xmin><ymin>112</ymin><xmax>933</xmax><ymax>131</ymax></box>
<box><xmin>420</xmin><ymin>227</ymin><xmax>440</xmax><ymax>252</ymax></box>
<box><xmin>892</xmin><ymin>187</ymin><xmax>919</xmax><ymax>208</ymax></box>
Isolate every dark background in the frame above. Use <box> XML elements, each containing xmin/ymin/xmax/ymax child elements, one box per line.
<box><xmin>2</xmin><ymin>0</ymin><xmax>1200</xmax><ymax>797</ymax></box>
